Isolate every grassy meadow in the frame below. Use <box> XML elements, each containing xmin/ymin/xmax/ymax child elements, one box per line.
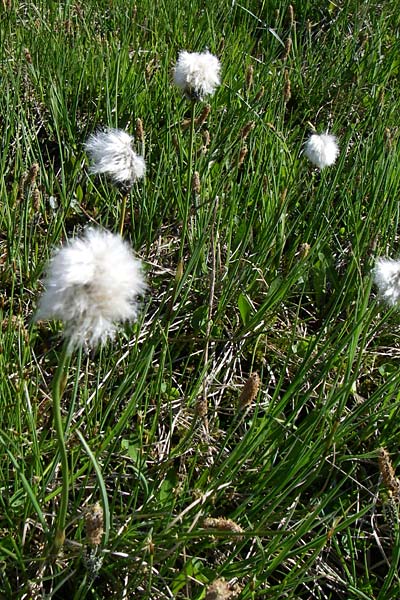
<box><xmin>1</xmin><ymin>0</ymin><xmax>400</xmax><ymax>598</ymax></box>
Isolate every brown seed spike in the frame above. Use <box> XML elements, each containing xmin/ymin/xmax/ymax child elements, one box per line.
<box><xmin>379</xmin><ymin>448</ymin><xmax>400</xmax><ymax>495</ymax></box>
<box><xmin>239</xmin><ymin>372</ymin><xmax>260</xmax><ymax>409</ymax></box>
<box><xmin>283</xmin><ymin>69</ymin><xmax>291</xmax><ymax>103</ymax></box>
<box><xmin>240</xmin><ymin>121</ymin><xmax>255</xmax><ymax>141</ymax></box>
<box><xmin>192</xmin><ymin>171</ymin><xmax>201</xmax><ymax>195</ymax></box>
<box><xmin>237</xmin><ymin>144</ymin><xmax>248</xmax><ymax>168</ymax></box>
<box><xmin>384</xmin><ymin>128</ymin><xmax>392</xmax><ymax>151</ymax></box>
<box><xmin>205</xmin><ymin>578</ymin><xmax>232</xmax><ymax>600</ymax></box>
<box><xmin>288</xmin><ymin>4</ymin><xmax>295</xmax><ymax>29</ymax></box>
<box><xmin>24</xmin><ymin>48</ymin><xmax>32</xmax><ymax>64</ymax></box>
<box><xmin>201</xmin><ymin>129</ymin><xmax>211</xmax><ymax>154</ymax></box>
<box><xmin>196</xmin><ymin>396</ymin><xmax>208</xmax><ymax>418</ymax></box>
<box><xmin>203</xmin><ymin>517</ymin><xmax>244</xmax><ymax>540</ymax></box>
<box><xmin>135</xmin><ymin>118</ymin><xmax>144</xmax><ymax>143</ymax></box>
<box><xmin>32</xmin><ymin>188</ymin><xmax>41</xmax><ymax>211</ymax></box>
<box><xmin>28</xmin><ymin>163</ymin><xmax>40</xmax><ymax>185</ymax></box>
<box><xmin>85</xmin><ymin>502</ymin><xmax>104</xmax><ymax>546</ymax></box>
<box><xmin>282</xmin><ymin>37</ymin><xmax>292</xmax><ymax>61</ymax></box>
<box><xmin>17</xmin><ymin>171</ymin><xmax>28</xmax><ymax>202</ymax></box>
<box><xmin>245</xmin><ymin>64</ymin><xmax>254</xmax><ymax>91</ymax></box>
<box><xmin>255</xmin><ymin>86</ymin><xmax>264</xmax><ymax>102</ymax></box>
<box><xmin>195</xmin><ymin>104</ymin><xmax>211</xmax><ymax>128</ymax></box>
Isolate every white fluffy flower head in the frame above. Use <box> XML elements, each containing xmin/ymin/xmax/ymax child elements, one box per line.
<box><xmin>85</xmin><ymin>128</ymin><xmax>146</xmax><ymax>188</ymax></box>
<box><xmin>35</xmin><ymin>228</ymin><xmax>146</xmax><ymax>350</ymax></box>
<box><xmin>373</xmin><ymin>257</ymin><xmax>400</xmax><ymax>307</ymax></box>
<box><xmin>304</xmin><ymin>133</ymin><xmax>339</xmax><ymax>169</ymax></box>
<box><xmin>173</xmin><ymin>50</ymin><xmax>221</xmax><ymax>101</ymax></box>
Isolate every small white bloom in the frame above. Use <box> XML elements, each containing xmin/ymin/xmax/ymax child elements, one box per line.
<box><xmin>373</xmin><ymin>257</ymin><xmax>400</xmax><ymax>307</ymax></box>
<box><xmin>85</xmin><ymin>128</ymin><xmax>146</xmax><ymax>188</ymax></box>
<box><xmin>173</xmin><ymin>50</ymin><xmax>221</xmax><ymax>101</ymax></box>
<box><xmin>35</xmin><ymin>228</ymin><xmax>146</xmax><ymax>349</ymax></box>
<box><xmin>304</xmin><ymin>133</ymin><xmax>339</xmax><ymax>169</ymax></box>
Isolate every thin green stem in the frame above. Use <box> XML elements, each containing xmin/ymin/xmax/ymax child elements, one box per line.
<box><xmin>119</xmin><ymin>193</ymin><xmax>128</xmax><ymax>236</ymax></box>
<box><xmin>50</xmin><ymin>340</ymin><xmax>71</xmax><ymax>554</ymax></box>
<box><xmin>178</xmin><ymin>100</ymin><xmax>196</xmax><ymax>263</ymax></box>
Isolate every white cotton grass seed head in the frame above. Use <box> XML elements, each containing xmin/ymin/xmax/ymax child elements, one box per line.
<box><xmin>35</xmin><ymin>228</ymin><xmax>146</xmax><ymax>350</ymax></box>
<box><xmin>173</xmin><ymin>50</ymin><xmax>221</xmax><ymax>101</ymax></box>
<box><xmin>373</xmin><ymin>257</ymin><xmax>400</xmax><ymax>307</ymax></box>
<box><xmin>304</xmin><ymin>133</ymin><xmax>339</xmax><ymax>169</ymax></box>
<box><xmin>85</xmin><ymin>128</ymin><xmax>146</xmax><ymax>188</ymax></box>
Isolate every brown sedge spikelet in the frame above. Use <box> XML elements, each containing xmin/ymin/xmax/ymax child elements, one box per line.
<box><xmin>255</xmin><ymin>86</ymin><xmax>264</xmax><ymax>102</ymax></box>
<box><xmin>282</xmin><ymin>37</ymin><xmax>292</xmax><ymax>61</ymax></box>
<box><xmin>24</xmin><ymin>47</ymin><xmax>32</xmax><ymax>64</ymax></box>
<box><xmin>135</xmin><ymin>118</ymin><xmax>144</xmax><ymax>143</ymax></box>
<box><xmin>28</xmin><ymin>162</ymin><xmax>40</xmax><ymax>185</ymax></box>
<box><xmin>203</xmin><ymin>517</ymin><xmax>244</xmax><ymax>540</ymax></box>
<box><xmin>379</xmin><ymin>448</ymin><xmax>400</xmax><ymax>495</ymax></box>
<box><xmin>17</xmin><ymin>171</ymin><xmax>28</xmax><ymax>202</ymax></box>
<box><xmin>240</xmin><ymin>121</ymin><xmax>255</xmax><ymax>141</ymax></box>
<box><xmin>196</xmin><ymin>396</ymin><xmax>208</xmax><ymax>418</ymax></box>
<box><xmin>205</xmin><ymin>578</ymin><xmax>232</xmax><ymax>600</ymax></box>
<box><xmin>192</xmin><ymin>171</ymin><xmax>201</xmax><ymax>195</ymax></box>
<box><xmin>237</xmin><ymin>144</ymin><xmax>248</xmax><ymax>168</ymax></box>
<box><xmin>85</xmin><ymin>501</ymin><xmax>104</xmax><ymax>546</ymax></box>
<box><xmin>283</xmin><ymin>70</ymin><xmax>291</xmax><ymax>103</ymax></box>
<box><xmin>201</xmin><ymin>129</ymin><xmax>211</xmax><ymax>154</ymax></box>
<box><xmin>288</xmin><ymin>4</ymin><xmax>294</xmax><ymax>29</ymax></box>
<box><xmin>32</xmin><ymin>188</ymin><xmax>41</xmax><ymax>211</ymax></box>
<box><xmin>239</xmin><ymin>372</ymin><xmax>260</xmax><ymax>409</ymax></box>
<box><xmin>384</xmin><ymin>128</ymin><xmax>393</xmax><ymax>150</ymax></box>
<box><xmin>196</xmin><ymin>103</ymin><xmax>211</xmax><ymax>127</ymax></box>
<box><xmin>245</xmin><ymin>64</ymin><xmax>254</xmax><ymax>91</ymax></box>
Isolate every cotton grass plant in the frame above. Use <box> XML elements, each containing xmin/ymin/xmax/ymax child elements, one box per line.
<box><xmin>373</xmin><ymin>257</ymin><xmax>400</xmax><ymax>307</ymax></box>
<box><xmin>85</xmin><ymin>128</ymin><xmax>146</xmax><ymax>235</ymax></box>
<box><xmin>35</xmin><ymin>228</ymin><xmax>146</xmax><ymax>554</ymax></box>
<box><xmin>172</xmin><ymin>49</ymin><xmax>221</xmax><ymax>263</ymax></box>
<box><xmin>303</xmin><ymin>132</ymin><xmax>340</xmax><ymax>169</ymax></box>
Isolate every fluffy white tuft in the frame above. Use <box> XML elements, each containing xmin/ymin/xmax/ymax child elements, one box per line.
<box><xmin>173</xmin><ymin>50</ymin><xmax>221</xmax><ymax>101</ymax></box>
<box><xmin>304</xmin><ymin>133</ymin><xmax>339</xmax><ymax>169</ymax></box>
<box><xmin>85</xmin><ymin>128</ymin><xmax>146</xmax><ymax>187</ymax></box>
<box><xmin>35</xmin><ymin>228</ymin><xmax>146</xmax><ymax>350</ymax></box>
<box><xmin>373</xmin><ymin>257</ymin><xmax>400</xmax><ymax>307</ymax></box>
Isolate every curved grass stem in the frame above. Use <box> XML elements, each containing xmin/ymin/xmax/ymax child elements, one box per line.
<box><xmin>119</xmin><ymin>193</ymin><xmax>128</xmax><ymax>236</ymax></box>
<box><xmin>50</xmin><ymin>341</ymin><xmax>71</xmax><ymax>554</ymax></box>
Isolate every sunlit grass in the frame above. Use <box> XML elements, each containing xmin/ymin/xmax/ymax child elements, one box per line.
<box><xmin>1</xmin><ymin>1</ymin><xmax>400</xmax><ymax>598</ymax></box>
